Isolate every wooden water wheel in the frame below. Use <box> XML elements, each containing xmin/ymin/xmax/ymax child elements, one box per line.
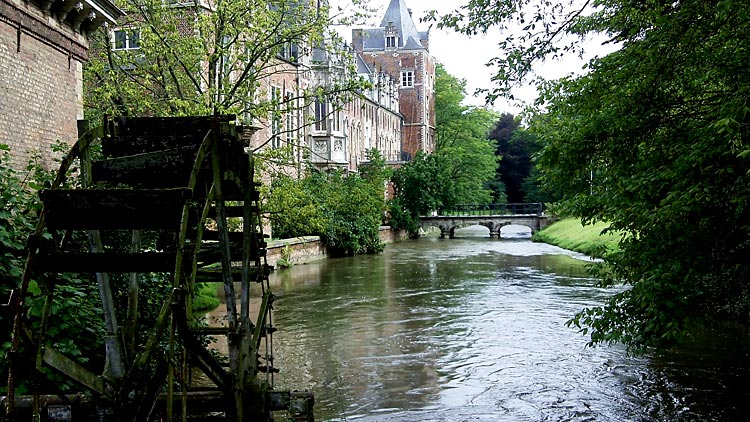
<box><xmin>1</xmin><ymin>116</ymin><xmax>313</xmax><ymax>421</ymax></box>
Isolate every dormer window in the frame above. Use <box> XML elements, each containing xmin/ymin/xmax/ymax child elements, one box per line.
<box><xmin>386</xmin><ymin>35</ymin><xmax>396</xmax><ymax>49</ymax></box>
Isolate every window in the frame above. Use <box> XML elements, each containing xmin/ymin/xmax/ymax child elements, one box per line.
<box><xmin>113</xmin><ymin>28</ymin><xmax>140</xmax><ymax>50</ymax></box>
<box><xmin>279</xmin><ymin>42</ymin><xmax>299</xmax><ymax>62</ymax></box>
<box><xmin>401</xmin><ymin>71</ymin><xmax>414</xmax><ymax>88</ymax></box>
<box><xmin>286</xmin><ymin>90</ymin><xmax>297</xmax><ymax>145</ymax></box>
<box><xmin>333</xmin><ymin>109</ymin><xmax>341</xmax><ymax>132</ymax></box>
<box><xmin>386</xmin><ymin>35</ymin><xmax>396</xmax><ymax>49</ymax></box>
<box><xmin>314</xmin><ymin>99</ymin><xmax>328</xmax><ymax>131</ymax></box>
<box><xmin>271</xmin><ymin>86</ymin><xmax>282</xmax><ymax>148</ymax></box>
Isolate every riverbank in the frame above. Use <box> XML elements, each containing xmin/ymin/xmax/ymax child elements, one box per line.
<box><xmin>266</xmin><ymin>226</ymin><xmax>409</xmax><ymax>268</ymax></box>
<box><xmin>532</xmin><ymin>217</ymin><xmax>622</xmax><ymax>258</ymax></box>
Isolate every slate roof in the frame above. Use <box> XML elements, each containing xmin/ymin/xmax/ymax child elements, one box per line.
<box><xmin>359</xmin><ymin>0</ymin><xmax>428</xmax><ymax>51</ymax></box>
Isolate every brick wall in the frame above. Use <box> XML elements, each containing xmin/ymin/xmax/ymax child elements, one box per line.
<box><xmin>356</xmin><ymin>48</ymin><xmax>435</xmax><ymax>159</ymax></box>
<box><xmin>0</xmin><ymin>0</ymin><xmax>87</xmax><ymax>171</ymax></box>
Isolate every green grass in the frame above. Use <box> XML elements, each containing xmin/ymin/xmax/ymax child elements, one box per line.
<box><xmin>533</xmin><ymin>218</ymin><xmax>623</xmax><ymax>258</ymax></box>
<box><xmin>192</xmin><ymin>283</ymin><xmax>221</xmax><ymax>312</ymax></box>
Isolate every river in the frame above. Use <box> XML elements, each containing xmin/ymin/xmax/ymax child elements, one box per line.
<box><xmin>252</xmin><ymin>227</ymin><xmax>750</xmax><ymax>421</ymax></box>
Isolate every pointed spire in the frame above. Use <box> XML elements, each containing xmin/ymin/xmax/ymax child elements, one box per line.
<box><xmin>380</xmin><ymin>0</ymin><xmax>422</xmax><ymax>49</ymax></box>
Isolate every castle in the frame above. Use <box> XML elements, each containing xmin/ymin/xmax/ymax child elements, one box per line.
<box><xmin>352</xmin><ymin>0</ymin><xmax>435</xmax><ymax>161</ymax></box>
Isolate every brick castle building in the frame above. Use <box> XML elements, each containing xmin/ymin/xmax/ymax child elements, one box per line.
<box><xmin>352</xmin><ymin>0</ymin><xmax>435</xmax><ymax>160</ymax></box>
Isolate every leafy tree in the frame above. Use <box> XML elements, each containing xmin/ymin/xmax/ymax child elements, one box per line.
<box><xmin>434</xmin><ymin>0</ymin><xmax>750</xmax><ymax>351</ymax></box>
<box><xmin>85</xmin><ymin>0</ymin><xmax>369</xmax><ymax>143</ymax></box>
<box><xmin>434</xmin><ymin>64</ymin><xmax>499</xmax><ymax>208</ymax></box>
<box><xmin>265</xmin><ymin>150</ymin><xmax>388</xmax><ymax>254</ymax></box>
<box><xmin>389</xmin><ymin>152</ymin><xmax>447</xmax><ymax>233</ymax></box>
<box><xmin>489</xmin><ymin>114</ymin><xmax>536</xmax><ymax>203</ymax></box>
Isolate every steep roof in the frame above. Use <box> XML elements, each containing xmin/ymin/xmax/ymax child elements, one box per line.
<box><xmin>379</xmin><ymin>0</ymin><xmax>424</xmax><ymax>49</ymax></box>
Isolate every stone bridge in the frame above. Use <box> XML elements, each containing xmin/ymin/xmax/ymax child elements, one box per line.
<box><xmin>419</xmin><ymin>204</ymin><xmax>552</xmax><ymax>238</ymax></box>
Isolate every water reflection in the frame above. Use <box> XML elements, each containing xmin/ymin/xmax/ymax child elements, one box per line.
<box><xmin>248</xmin><ymin>235</ymin><xmax>750</xmax><ymax>421</ymax></box>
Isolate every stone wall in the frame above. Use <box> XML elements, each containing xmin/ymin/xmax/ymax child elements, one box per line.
<box><xmin>266</xmin><ymin>227</ymin><xmax>408</xmax><ymax>268</ymax></box>
<box><xmin>378</xmin><ymin>225</ymin><xmax>408</xmax><ymax>243</ymax></box>
<box><xmin>266</xmin><ymin>236</ymin><xmax>327</xmax><ymax>268</ymax></box>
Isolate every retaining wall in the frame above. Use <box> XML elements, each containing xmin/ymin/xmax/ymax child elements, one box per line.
<box><xmin>266</xmin><ymin>226</ymin><xmax>408</xmax><ymax>267</ymax></box>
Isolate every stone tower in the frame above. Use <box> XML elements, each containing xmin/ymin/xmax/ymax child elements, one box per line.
<box><xmin>352</xmin><ymin>0</ymin><xmax>435</xmax><ymax>160</ymax></box>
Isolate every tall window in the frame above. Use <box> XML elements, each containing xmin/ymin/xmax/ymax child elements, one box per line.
<box><xmin>386</xmin><ymin>35</ymin><xmax>396</xmax><ymax>49</ymax></box>
<box><xmin>113</xmin><ymin>28</ymin><xmax>140</xmax><ymax>50</ymax></box>
<box><xmin>401</xmin><ymin>71</ymin><xmax>414</xmax><ymax>88</ymax></box>
<box><xmin>332</xmin><ymin>109</ymin><xmax>342</xmax><ymax>132</ymax></box>
<box><xmin>286</xmin><ymin>90</ymin><xmax>297</xmax><ymax>145</ymax></box>
<box><xmin>314</xmin><ymin>99</ymin><xmax>328</xmax><ymax>131</ymax></box>
<box><xmin>271</xmin><ymin>86</ymin><xmax>282</xmax><ymax>148</ymax></box>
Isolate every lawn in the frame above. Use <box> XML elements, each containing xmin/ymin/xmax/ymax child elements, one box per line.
<box><xmin>533</xmin><ymin>218</ymin><xmax>623</xmax><ymax>258</ymax></box>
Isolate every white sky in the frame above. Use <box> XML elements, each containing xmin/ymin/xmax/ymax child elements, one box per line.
<box><xmin>331</xmin><ymin>0</ymin><xmax>617</xmax><ymax>115</ymax></box>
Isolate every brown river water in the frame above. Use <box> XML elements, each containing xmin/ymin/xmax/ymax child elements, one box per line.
<box><xmin>208</xmin><ymin>226</ymin><xmax>750</xmax><ymax>421</ymax></box>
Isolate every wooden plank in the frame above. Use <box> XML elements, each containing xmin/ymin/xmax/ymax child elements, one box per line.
<box><xmin>41</xmin><ymin>189</ymin><xmax>191</xmax><ymax>230</ymax></box>
<box><xmin>117</xmin><ymin>116</ymin><xmax>234</xmax><ymax>136</ymax></box>
<box><xmin>42</xmin><ymin>347</ymin><xmax>105</xmax><ymax>394</ymax></box>
<box><xmin>197</xmin><ymin>242</ymin><xmax>264</xmax><ymax>264</ymax></box>
<box><xmin>104</xmin><ymin>116</ymin><xmax>235</xmax><ymax>158</ymax></box>
<box><xmin>91</xmin><ymin>147</ymin><xmax>205</xmax><ymax>187</ymax></box>
<box><xmin>103</xmin><ymin>134</ymin><xmax>205</xmax><ymax>159</ymax></box>
<box><xmin>37</xmin><ymin>252</ymin><xmax>176</xmax><ymax>273</ymax></box>
<box><xmin>195</xmin><ymin>265</ymin><xmax>268</xmax><ymax>283</ymax></box>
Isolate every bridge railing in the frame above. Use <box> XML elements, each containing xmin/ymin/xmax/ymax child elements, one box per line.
<box><xmin>437</xmin><ymin>203</ymin><xmax>544</xmax><ymax>216</ymax></box>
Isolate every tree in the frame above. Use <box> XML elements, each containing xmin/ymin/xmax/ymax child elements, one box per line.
<box><xmin>85</xmin><ymin>0</ymin><xmax>369</xmax><ymax>147</ymax></box>
<box><xmin>490</xmin><ymin>113</ymin><xmax>534</xmax><ymax>203</ymax></box>
<box><xmin>434</xmin><ymin>64</ymin><xmax>499</xmax><ymax>208</ymax></box>
<box><xmin>265</xmin><ymin>149</ymin><xmax>388</xmax><ymax>254</ymax></box>
<box><xmin>433</xmin><ymin>0</ymin><xmax>750</xmax><ymax>351</ymax></box>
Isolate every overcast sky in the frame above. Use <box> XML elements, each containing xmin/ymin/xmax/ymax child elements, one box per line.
<box><xmin>331</xmin><ymin>0</ymin><xmax>616</xmax><ymax>115</ymax></box>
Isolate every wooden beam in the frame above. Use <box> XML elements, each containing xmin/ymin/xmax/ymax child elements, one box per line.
<box><xmin>41</xmin><ymin>189</ymin><xmax>191</xmax><ymax>230</ymax></box>
<box><xmin>36</xmin><ymin>252</ymin><xmax>177</xmax><ymax>273</ymax></box>
<box><xmin>91</xmin><ymin>147</ymin><xmax>205</xmax><ymax>187</ymax></box>
<box><xmin>42</xmin><ymin>347</ymin><xmax>105</xmax><ymax>394</ymax></box>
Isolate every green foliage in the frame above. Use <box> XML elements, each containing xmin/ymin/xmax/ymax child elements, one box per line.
<box><xmin>489</xmin><ymin>114</ymin><xmax>550</xmax><ymax>203</ymax></box>
<box><xmin>480</xmin><ymin>0</ymin><xmax>750</xmax><ymax>351</ymax></box>
<box><xmin>192</xmin><ymin>283</ymin><xmax>221</xmax><ymax>312</ymax></box>
<box><xmin>85</xmin><ymin>0</ymin><xmax>370</xmax><ymax>130</ymax></box>
<box><xmin>1</xmin><ymin>146</ymin><xmax>106</xmax><ymax>394</ymax></box>
<box><xmin>266</xmin><ymin>150</ymin><xmax>388</xmax><ymax>254</ymax></box>
<box><xmin>432</xmin><ymin>0</ymin><xmax>750</xmax><ymax>351</ymax></box>
<box><xmin>434</xmin><ymin>64</ymin><xmax>499</xmax><ymax>208</ymax></box>
<box><xmin>266</xmin><ymin>173</ymin><xmax>326</xmax><ymax>239</ymax></box>
<box><xmin>275</xmin><ymin>244</ymin><xmax>294</xmax><ymax>269</ymax></box>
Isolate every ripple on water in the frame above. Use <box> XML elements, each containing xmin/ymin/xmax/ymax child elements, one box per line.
<box><xmin>264</xmin><ymin>238</ymin><xmax>750</xmax><ymax>421</ymax></box>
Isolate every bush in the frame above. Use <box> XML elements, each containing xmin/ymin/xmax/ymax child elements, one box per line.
<box><xmin>265</xmin><ymin>150</ymin><xmax>389</xmax><ymax>255</ymax></box>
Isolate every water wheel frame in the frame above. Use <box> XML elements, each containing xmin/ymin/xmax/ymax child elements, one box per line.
<box><xmin>2</xmin><ymin>116</ymin><xmax>313</xmax><ymax>421</ymax></box>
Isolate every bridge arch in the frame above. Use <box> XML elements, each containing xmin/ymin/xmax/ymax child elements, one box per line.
<box><xmin>419</xmin><ymin>210</ymin><xmax>552</xmax><ymax>239</ymax></box>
